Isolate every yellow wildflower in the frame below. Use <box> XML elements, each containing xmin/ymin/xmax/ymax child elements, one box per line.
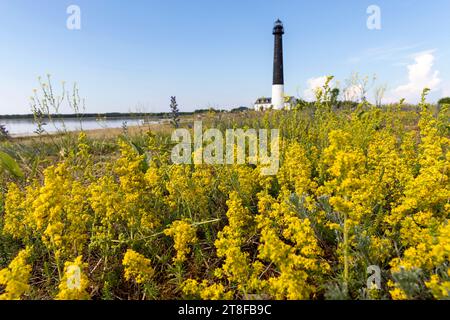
<box><xmin>56</xmin><ymin>256</ymin><xmax>90</xmax><ymax>300</ymax></box>
<box><xmin>164</xmin><ymin>219</ymin><xmax>198</xmax><ymax>263</ymax></box>
<box><xmin>122</xmin><ymin>249</ymin><xmax>154</xmax><ymax>284</ymax></box>
<box><xmin>0</xmin><ymin>247</ymin><xmax>33</xmax><ymax>300</ymax></box>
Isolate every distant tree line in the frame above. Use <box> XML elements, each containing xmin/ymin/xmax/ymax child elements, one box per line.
<box><xmin>438</xmin><ymin>97</ymin><xmax>450</xmax><ymax>106</ymax></box>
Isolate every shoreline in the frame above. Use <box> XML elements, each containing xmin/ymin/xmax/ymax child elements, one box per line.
<box><xmin>6</xmin><ymin>117</ymin><xmax>174</xmax><ymax>138</ymax></box>
<box><xmin>9</xmin><ymin>120</ymin><xmax>174</xmax><ymax>142</ymax></box>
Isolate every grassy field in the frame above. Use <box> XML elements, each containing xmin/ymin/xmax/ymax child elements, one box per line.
<box><xmin>0</xmin><ymin>91</ymin><xmax>449</xmax><ymax>300</ymax></box>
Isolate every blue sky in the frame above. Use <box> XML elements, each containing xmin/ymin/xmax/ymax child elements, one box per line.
<box><xmin>1</xmin><ymin>0</ymin><xmax>449</xmax><ymax>114</ymax></box>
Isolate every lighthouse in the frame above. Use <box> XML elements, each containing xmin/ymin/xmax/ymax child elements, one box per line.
<box><xmin>272</xmin><ymin>19</ymin><xmax>285</xmax><ymax>109</ymax></box>
<box><xmin>254</xmin><ymin>20</ymin><xmax>295</xmax><ymax>111</ymax></box>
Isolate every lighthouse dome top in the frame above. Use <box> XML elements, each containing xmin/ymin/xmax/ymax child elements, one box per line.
<box><xmin>273</xmin><ymin>19</ymin><xmax>284</xmax><ymax>35</ymax></box>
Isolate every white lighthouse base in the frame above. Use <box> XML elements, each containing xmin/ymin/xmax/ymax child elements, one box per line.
<box><xmin>272</xmin><ymin>84</ymin><xmax>284</xmax><ymax>109</ymax></box>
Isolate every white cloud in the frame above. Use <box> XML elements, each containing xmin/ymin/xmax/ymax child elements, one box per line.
<box><xmin>390</xmin><ymin>51</ymin><xmax>441</xmax><ymax>103</ymax></box>
<box><xmin>343</xmin><ymin>84</ymin><xmax>362</xmax><ymax>102</ymax></box>
<box><xmin>303</xmin><ymin>76</ymin><xmax>330</xmax><ymax>101</ymax></box>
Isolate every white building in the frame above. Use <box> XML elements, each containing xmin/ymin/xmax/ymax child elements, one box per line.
<box><xmin>254</xmin><ymin>96</ymin><xmax>298</xmax><ymax>110</ymax></box>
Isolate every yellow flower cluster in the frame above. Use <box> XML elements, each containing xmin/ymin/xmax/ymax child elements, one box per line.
<box><xmin>5</xmin><ymin>161</ymin><xmax>91</xmax><ymax>260</ymax></box>
<box><xmin>164</xmin><ymin>219</ymin><xmax>198</xmax><ymax>263</ymax></box>
<box><xmin>387</xmin><ymin>280</ymin><xmax>408</xmax><ymax>300</ymax></box>
<box><xmin>213</xmin><ymin>192</ymin><xmax>259</xmax><ymax>288</ymax></box>
<box><xmin>182</xmin><ymin>279</ymin><xmax>233</xmax><ymax>300</ymax></box>
<box><xmin>113</xmin><ymin>139</ymin><xmax>160</xmax><ymax>232</ymax></box>
<box><xmin>165</xmin><ymin>164</ymin><xmax>215</xmax><ymax>221</ymax></box>
<box><xmin>122</xmin><ymin>249</ymin><xmax>154</xmax><ymax>284</ymax></box>
<box><xmin>256</xmin><ymin>192</ymin><xmax>329</xmax><ymax>299</ymax></box>
<box><xmin>387</xmin><ymin>101</ymin><xmax>449</xmax><ymax>297</ymax></box>
<box><xmin>0</xmin><ymin>247</ymin><xmax>32</xmax><ymax>300</ymax></box>
<box><xmin>3</xmin><ymin>183</ymin><xmax>29</xmax><ymax>240</ymax></box>
<box><xmin>426</xmin><ymin>272</ymin><xmax>450</xmax><ymax>300</ymax></box>
<box><xmin>88</xmin><ymin>138</ymin><xmax>161</xmax><ymax>254</ymax></box>
<box><xmin>56</xmin><ymin>256</ymin><xmax>90</xmax><ymax>300</ymax></box>
<box><xmin>277</xmin><ymin>141</ymin><xmax>316</xmax><ymax>197</ymax></box>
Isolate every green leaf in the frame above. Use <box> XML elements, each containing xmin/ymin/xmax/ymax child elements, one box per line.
<box><xmin>0</xmin><ymin>151</ymin><xmax>24</xmax><ymax>178</ymax></box>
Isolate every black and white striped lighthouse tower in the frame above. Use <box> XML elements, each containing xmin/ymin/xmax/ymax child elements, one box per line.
<box><xmin>272</xmin><ymin>19</ymin><xmax>284</xmax><ymax>109</ymax></box>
